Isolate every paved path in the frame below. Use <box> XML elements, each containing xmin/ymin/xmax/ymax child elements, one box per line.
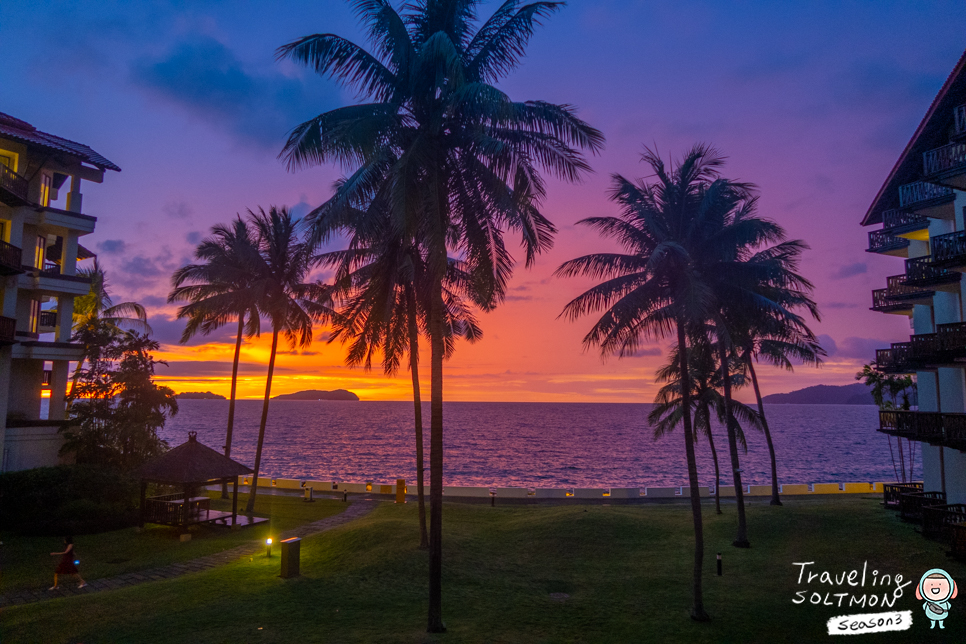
<box><xmin>0</xmin><ymin>500</ymin><xmax>378</xmax><ymax>608</ymax></box>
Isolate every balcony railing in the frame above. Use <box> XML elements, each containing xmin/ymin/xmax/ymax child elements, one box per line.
<box><xmin>880</xmin><ymin>410</ymin><xmax>966</xmax><ymax>449</ymax></box>
<box><xmin>0</xmin><ymin>239</ymin><xmax>23</xmax><ymax>275</ymax></box>
<box><xmin>932</xmin><ymin>229</ymin><xmax>966</xmax><ymax>268</ymax></box>
<box><xmin>876</xmin><ymin>321</ymin><xmax>966</xmax><ymax>373</ymax></box>
<box><xmin>0</xmin><ymin>315</ymin><xmax>15</xmax><ymax>344</ymax></box>
<box><xmin>898</xmin><ymin>181</ymin><xmax>954</xmax><ymax>209</ymax></box>
<box><xmin>924</xmin><ymin>142</ymin><xmax>966</xmax><ymax>177</ymax></box>
<box><xmin>867</xmin><ymin>229</ymin><xmax>909</xmax><ymax>254</ymax></box>
<box><xmin>904</xmin><ymin>255</ymin><xmax>960</xmax><ymax>288</ymax></box>
<box><xmin>882</xmin><ymin>209</ymin><xmax>929</xmax><ymax>234</ymax></box>
<box><xmin>0</xmin><ymin>163</ymin><xmax>28</xmax><ymax>204</ymax></box>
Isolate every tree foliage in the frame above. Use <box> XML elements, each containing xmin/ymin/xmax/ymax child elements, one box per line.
<box><xmin>62</xmin><ymin>329</ymin><xmax>177</xmax><ymax>471</ymax></box>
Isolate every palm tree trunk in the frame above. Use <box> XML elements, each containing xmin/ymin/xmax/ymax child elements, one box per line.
<box><xmin>718</xmin><ymin>337</ymin><xmax>750</xmax><ymax>548</ymax></box>
<box><xmin>222</xmin><ymin>314</ymin><xmax>245</xmax><ymax>499</ymax></box>
<box><xmin>746</xmin><ymin>356</ymin><xmax>781</xmax><ymax>506</ymax></box>
<box><xmin>246</xmin><ymin>329</ymin><xmax>279</xmax><ymax>514</ymax></box>
<box><xmin>706</xmin><ymin>419</ymin><xmax>722</xmax><ymax>515</ymax></box>
<box><xmin>678</xmin><ymin>318</ymin><xmax>709</xmax><ymax>621</ymax></box>
<box><xmin>406</xmin><ymin>284</ymin><xmax>429</xmax><ymax>550</ymax></box>
<box><xmin>427</xmin><ymin>285</ymin><xmax>446</xmax><ymax>633</ymax></box>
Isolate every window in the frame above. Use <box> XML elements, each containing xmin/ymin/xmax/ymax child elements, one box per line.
<box><xmin>28</xmin><ymin>299</ymin><xmax>40</xmax><ymax>334</ymax></box>
<box><xmin>34</xmin><ymin>235</ymin><xmax>46</xmax><ymax>269</ymax></box>
<box><xmin>39</xmin><ymin>174</ymin><xmax>51</xmax><ymax>207</ymax></box>
<box><xmin>0</xmin><ymin>150</ymin><xmax>16</xmax><ymax>171</ymax></box>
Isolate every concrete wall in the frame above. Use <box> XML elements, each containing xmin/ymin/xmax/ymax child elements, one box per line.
<box><xmin>2</xmin><ymin>424</ymin><xmax>70</xmax><ymax>472</ymax></box>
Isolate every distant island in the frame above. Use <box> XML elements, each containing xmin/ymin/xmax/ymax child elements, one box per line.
<box><xmin>761</xmin><ymin>383</ymin><xmax>876</xmax><ymax>405</ymax></box>
<box><xmin>273</xmin><ymin>389</ymin><xmax>360</xmax><ymax>401</ymax></box>
<box><xmin>176</xmin><ymin>391</ymin><xmax>227</xmax><ymax>400</ymax></box>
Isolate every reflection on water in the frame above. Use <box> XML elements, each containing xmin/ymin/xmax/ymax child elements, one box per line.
<box><xmin>161</xmin><ymin>401</ymin><xmax>909</xmax><ymax>487</ymax></box>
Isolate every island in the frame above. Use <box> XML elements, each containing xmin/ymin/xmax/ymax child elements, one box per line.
<box><xmin>175</xmin><ymin>391</ymin><xmax>227</xmax><ymax>400</ymax></box>
<box><xmin>272</xmin><ymin>389</ymin><xmax>360</xmax><ymax>401</ymax></box>
<box><xmin>760</xmin><ymin>383</ymin><xmax>875</xmax><ymax>405</ymax></box>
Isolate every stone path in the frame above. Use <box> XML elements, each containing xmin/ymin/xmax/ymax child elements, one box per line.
<box><xmin>0</xmin><ymin>500</ymin><xmax>378</xmax><ymax>608</ymax></box>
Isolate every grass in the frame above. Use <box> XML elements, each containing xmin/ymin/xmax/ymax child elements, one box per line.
<box><xmin>0</xmin><ymin>492</ymin><xmax>345</xmax><ymax>595</ymax></box>
<box><xmin>3</xmin><ymin>497</ymin><xmax>965</xmax><ymax>643</ymax></box>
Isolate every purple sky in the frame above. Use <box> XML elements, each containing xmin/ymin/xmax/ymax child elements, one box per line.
<box><xmin>2</xmin><ymin>1</ymin><xmax>964</xmax><ymax>401</ymax></box>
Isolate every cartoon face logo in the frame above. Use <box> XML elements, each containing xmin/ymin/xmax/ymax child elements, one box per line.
<box><xmin>916</xmin><ymin>569</ymin><xmax>958</xmax><ymax>630</ymax></box>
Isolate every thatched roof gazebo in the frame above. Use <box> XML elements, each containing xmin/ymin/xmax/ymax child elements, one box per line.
<box><xmin>138</xmin><ymin>432</ymin><xmax>260</xmax><ymax>529</ymax></box>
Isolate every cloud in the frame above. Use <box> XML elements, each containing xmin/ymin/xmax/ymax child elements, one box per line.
<box><xmin>628</xmin><ymin>347</ymin><xmax>662</xmax><ymax>358</ymax></box>
<box><xmin>157</xmin><ymin>360</ymin><xmax>294</xmax><ymax>378</ymax></box>
<box><xmin>817</xmin><ymin>334</ymin><xmax>838</xmax><ymax>357</ymax></box>
<box><xmin>185</xmin><ymin>231</ymin><xmax>202</xmax><ymax>245</ymax></box>
<box><xmin>148</xmin><ymin>313</ymin><xmax>238</xmax><ymax>346</ymax></box>
<box><xmin>120</xmin><ymin>254</ymin><xmax>165</xmax><ymax>278</ymax></box>
<box><xmin>131</xmin><ymin>35</ymin><xmax>339</xmax><ymax>148</ymax></box>
<box><xmin>829</xmin><ymin>262</ymin><xmax>867</xmax><ymax>280</ymax></box>
<box><xmin>163</xmin><ymin>201</ymin><xmax>192</xmax><ymax>219</ymax></box>
<box><xmin>825</xmin><ymin>301</ymin><xmax>858</xmax><ymax>309</ymax></box>
<box><xmin>97</xmin><ymin>239</ymin><xmax>126</xmax><ymax>254</ymax></box>
<box><xmin>835</xmin><ymin>336</ymin><xmax>888</xmax><ymax>360</ymax></box>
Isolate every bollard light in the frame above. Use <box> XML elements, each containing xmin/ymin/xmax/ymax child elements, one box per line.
<box><xmin>717</xmin><ymin>552</ymin><xmax>722</xmax><ymax>576</ymax></box>
<box><xmin>266</xmin><ymin>537</ymin><xmax>273</xmax><ymax>558</ymax></box>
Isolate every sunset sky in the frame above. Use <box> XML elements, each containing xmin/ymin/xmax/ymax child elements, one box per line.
<box><xmin>2</xmin><ymin>1</ymin><xmax>965</xmax><ymax>402</ymax></box>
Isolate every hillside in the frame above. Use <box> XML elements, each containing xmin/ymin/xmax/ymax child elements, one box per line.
<box><xmin>760</xmin><ymin>383</ymin><xmax>875</xmax><ymax>405</ymax></box>
<box><xmin>272</xmin><ymin>389</ymin><xmax>360</xmax><ymax>401</ymax></box>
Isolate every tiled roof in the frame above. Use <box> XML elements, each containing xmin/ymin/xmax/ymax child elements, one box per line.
<box><xmin>0</xmin><ymin>112</ymin><xmax>120</xmax><ymax>173</ymax></box>
<box><xmin>862</xmin><ymin>48</ymin><xmax>966</xmax><ymax>226</ymax></box>
<box><xmin>139</xmin><ymin>432</ymin><xmax>253</xmax><ymax>484</ymax></box>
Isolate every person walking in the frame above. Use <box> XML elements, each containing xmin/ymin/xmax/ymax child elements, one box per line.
<box><xmin>49</xmin><ymin>536</ymin><xmax>86</xmax><ymax>590</ymax></box>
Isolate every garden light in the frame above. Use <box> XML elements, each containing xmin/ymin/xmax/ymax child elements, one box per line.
<box><xmin>266</xmin><ymin>537</ymin><xmax>273</xmax><ymax>558</ymax></box>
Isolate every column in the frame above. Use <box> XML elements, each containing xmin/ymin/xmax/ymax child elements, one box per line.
<box><xmin>66</xmin><ymin>176</ymin><xmax>82</xmax><ymax>214</ymax></box>
<box><xmin>56</xmin><ymin>294</ymin><xmax>73</xmax><ymax>343</ymax></box>
<box><xmin>48</xmin><ymin>360</ymin><xmax>70</xmax><ymax>421</ymax></box>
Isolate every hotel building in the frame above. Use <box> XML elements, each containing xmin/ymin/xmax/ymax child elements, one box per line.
<box><xmin>0</xmin><ymin>112</ymin><xmax>118</xmax><ymax>472</ymax></box>
<box><xmin>864</xmin><ymin>51</ymin><xmax>966</xmax><ymax>502</ymax></box>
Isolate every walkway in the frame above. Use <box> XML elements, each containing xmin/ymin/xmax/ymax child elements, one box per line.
<box><xmin>0</xmin><ymin>500</ymin><xmax>378</xmax><ymax>608</ymax></box>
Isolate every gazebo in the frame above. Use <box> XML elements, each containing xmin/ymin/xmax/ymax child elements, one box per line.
<box><xmin>138</xmin><ymin>431</ymin><xmax>263</xmax><ymax>529</ymax></box>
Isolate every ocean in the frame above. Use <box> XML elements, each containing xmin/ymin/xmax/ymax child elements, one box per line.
<box><xmin>159</xmin><ymin>401</ymin><xmax>910</xmax><ymax>489</ymax></box>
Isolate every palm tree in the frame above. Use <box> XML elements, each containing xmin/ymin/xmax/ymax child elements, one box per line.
<box><xmin>168</xmin><ymin>218</ymin><xmax>263</xmax><ymax>498</ymax></box>
<box><xmin>68</xmin><ymin>259</ymin><xmax>151</xmax><ymax>405</ymax></box>
<box><xmin>736</xmin><ymin>309</ymin><xmax>823</xmax><ymax>505</ymax></box>
<box><xmin>316</xmin><ymin>195</ymin><xmax>482</xmax><ymax>549</ymax></box>
<box><xmin>244</xmin><ymin>206</ymin><xmax>333</xmax><ymax>514</ymax></box>
<box><xmin>650</xmin><ymin>339</ymin><xmax>760</xmax><ymax>515</ymax></box>
<box><xmin>278</xmin><ymin>1</ymin><xmax>603</xmax><ymax>631</ymax></box>
<box><xmin>556</xmin><ymin>146</ymin><xmax>735</xmax><ymax>621</ymax></box>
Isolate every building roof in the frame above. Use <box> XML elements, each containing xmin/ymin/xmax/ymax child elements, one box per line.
<box><xmin>0</xmin><ymin>112</ymin><xmax>121</xmax><ymax>173</ymax></box>
<box><xmin>862</xmin><ymin>48</ymin><xmax>966</xmax><ymax>226</ymax></box>
<box><xmin>139</xmin><ymin>432</ymin><xmax>253</xmax><ymax>484</ymax></box>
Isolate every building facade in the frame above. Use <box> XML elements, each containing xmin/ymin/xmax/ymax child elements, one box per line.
<box><xmin>0</xmin><ymin>112</ymin><xmax>118</xmax><ymax>472</ymax></box>
<box><xmin>864</xmin><ymin>51</ymin><xmax>966</xmax><ymax>503</ymax></box>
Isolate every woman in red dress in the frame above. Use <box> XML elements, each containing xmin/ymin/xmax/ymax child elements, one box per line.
<box><xmin>49</xmin><ymin>536</ymin><xmax>86</xmax><ymax>590</ymax></box>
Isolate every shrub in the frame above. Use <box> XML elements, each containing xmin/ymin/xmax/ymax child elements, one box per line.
<box><xmin>0</xmin><ymin>465</ymin><xmax>139</xmax><ymax>535</ymax></box>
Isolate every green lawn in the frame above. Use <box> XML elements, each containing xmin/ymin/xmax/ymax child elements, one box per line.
<box><xmin>0</xmin><ymin>493</ymin><xmax>345</xmax><ymax>595</ymax></box>
<box><xmin>3</xmin><ymin>497</ymin><xmax>965</xmax><ymax>643</ymax></box>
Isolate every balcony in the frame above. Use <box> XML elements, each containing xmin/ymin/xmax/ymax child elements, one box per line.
<box><xmin>879</xmin><ymin>410</ymin><xmax>966</xmax><ymax>450</ymax></box>
<box><xmin>0</xmin><ymin>163</ymin><xmax>29</xmax><ymax>206</ymax></box>
<box><xmin>0</xmin><ymin>240</ymin><xmax>24</xmax><ymax>276</ymax></box>
<box><xmin>871</xmin><ymin>275</ymin><xmax>934</xmax><ymax>314</ymax></box>
<box><xmin>39</xmin><ymin>310</ymin><xmax>57</xmax><ymax>330</ymax></box>
<box><xmin>931</xmin><ymin>229</ymin><xmax>966</xmax><ymax>269</ymax></box>
<box><xmin>876</xmin><ymin>321</ymin><xmax>966</xmax><ymax>373</ymax></box>
<box><xmin>867</xmin><ymin>229</ymin><xmax>910</xmax><ymax>256</ymax></box>
<box><xmin>0</xmin><ymin>315</ymin><xmax>15</xmax><ymax>345</ymax></box>
<box><xmin>882</xmin><ymin>209</ymin><xmax>930</xmax><ymax>237</ymax></box>
<box><xmin>904</xmin><ymin>255</ymin><xmax>961</xmax><ymax>289</ymax></box>
<box><xmin>898</xmin><ymin>181</ymin><xmax>955</xmax><ymax>218</ymax></box>
<box><xmin>924</xmin><ymin>142</ymin><xmax>966</xmax><ymax>189</ymax></box>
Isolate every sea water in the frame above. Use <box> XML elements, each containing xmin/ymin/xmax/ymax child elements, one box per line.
<box><xmin>160</xmin><ymin>401</ymin><xmax>909</xmax><ymax>488</ymax></box>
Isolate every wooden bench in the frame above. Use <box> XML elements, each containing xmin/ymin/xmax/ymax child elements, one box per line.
<box><xmin>921</xmin><ymin>504</ymin><xmax>966</xmax><ymax>540</ymax></box>
<box><xmin>883</xmin><ymin>482</ymin><xmax>923</xmax><ymax>509</ymax></box>
<box><xmin>899</xmin><ymin>491</ymin><xmax>945</xmax><ymax>523</ymax></box>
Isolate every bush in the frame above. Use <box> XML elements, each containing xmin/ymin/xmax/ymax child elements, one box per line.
<box><xmin>0</xmin><ymin>465</ymin><xmax>140</xmax><ymax>535</ymax></box>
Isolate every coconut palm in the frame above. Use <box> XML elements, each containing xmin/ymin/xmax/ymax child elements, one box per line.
<box><xmin>316</xmin><ymin>196</ymin><xmax>483</xmax><ymax>549</ymax></box>
<box><xmin>168</xmin><ymin>218</ymin><xmax>263</xmax><ymax>498</ymax></box>
<box><xmin>736</xmin><ymin>309</ymin><xmax>823</xmax><ymax>505</ymax></box>
<box><xmin>68</xmin><ymin>259</ymin><xmax>151</xmax><ymax>404</ymax></box>
<box><xmin>278</xmin><ymin>1</ymin><xmax>603</xmax><ymax>630</ymax></box>
<box><xmin>650</xmin><ymin>338</ymin><xmax>760</xmax><ymax>515</ymax></box>
<box><xmin>556</xmin><ymin>145</ymin><xmax>738</xmax><ymax>620</ymax></box>
<box><xmin>244</xmin><ymin>206</ymin><xmax>334</xmax><ymax>514</ymax></box>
